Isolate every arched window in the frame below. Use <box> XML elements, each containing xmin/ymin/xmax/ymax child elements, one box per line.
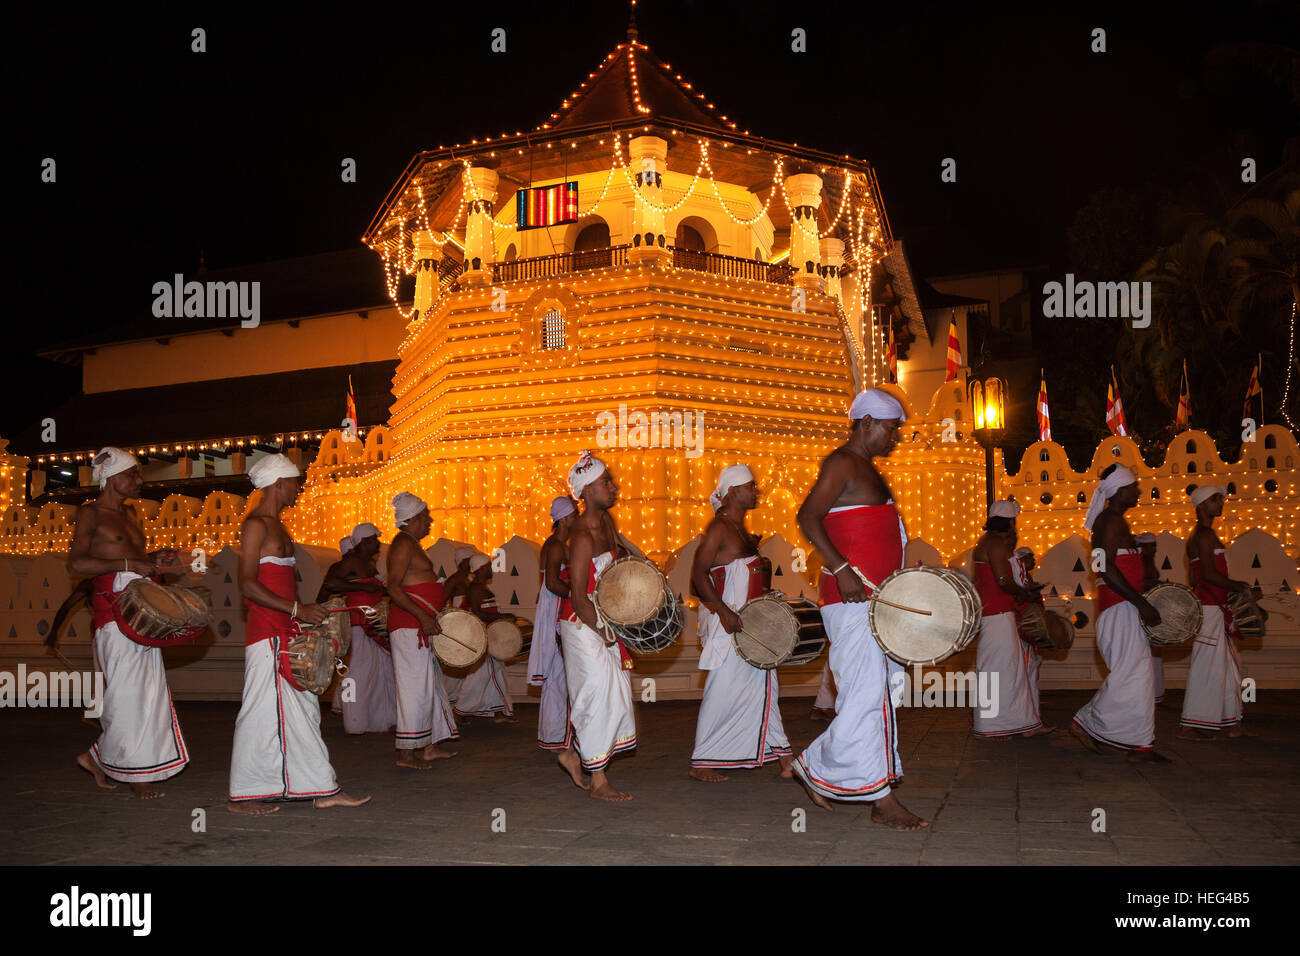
<box><xmin>1039</xmin><ymin>448</ymin><xmax>1051</xmax><ymax>461</ymax></box>
<box><xmin>1185</xmin><ymin>439</ymin><xmax>1197</xmax><ymax>454</ymax></box>
<box><xmin>674</xmin><ymin>223</ymin><xmax>706</xmax><ymax>251</ymax></box>
<box><xmin>1039</xmin><ymin>471</ymin><xmax>1049</xmax><ymax>482</ymax></box>
<box><xmin>1226</xmin><ymin>482</ymin><xmax>1236</xmax><ymax>494</ymax></box>
<box><xmin>574</xmin><ymin>222</ymin><xmax>610</xmax><ymax>251</ymax></box>
<box><xmin>754</xmin><ymin>246</ymin><xmax>762</xmax><ymax>261</ymax></box>
<box><xmin>1264</xmin><ymin>434</ymin><xmax>1277</xmax><ymax>449</ymax></box>
<box><xmin>1112</xmin><ymin>445</ymin><xmax>1122</xmax><ymax>457</ymax></box>
<box><xmin>541</xmin><ymin>308</ymin><xmax>565</xmax><ymax>350</ymax></box>
<box><xmin>1151</xmin><ymin>487</ymin><xmax>1160</xmax><ymax>499</ymax></box>
<box><xmin>503</xmin><ymin>243</ymin><xmax>518</xmax><ymax>261</ymax></box>
<box><xmin>1077</xmin><ymin>491</ymin><xmax>1086</xmax><ymax>503</ymax></box>
<box><xmin>1187</xmin><ymin>462</ymin><xmax>1197</xmax><ymax>473</ymax></box>
<box><xmin>1266</xmin><ymin>456</ymin><xmax>1275</xmax><ymax>469</ymax></box>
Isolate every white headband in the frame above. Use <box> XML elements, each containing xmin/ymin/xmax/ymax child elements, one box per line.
<box><xmin>469</xmin><ymin>553</ymin><xmax>490</xmax><ymax>572</ymax></box>
<box><xmin>849</xmin><ymin>388</ymin><xmax>907</xmax><ymax>422</ymax></box>
<box><xmin>1013</xmin><ymin>547</ymin><xmax>1033</xmax><ymax>560</ymax></box>
<box><xmin>1083</xmin><ymin>465</ymin><xmax>1137</xmax><ymax>531</ymax></box>
<box><xmin>248</xmin><ymin>453</ymin><xmax>300</xmax><ymax>490</ymax></box>
<box><xmin>92</xmin><ymin>447</ymin><xmax>138</xmax><ymax>489</ymax></box>
<box><xmin>550</xmin><ymin>495</ymin><xmax>576</xmax><ymax>521</ymax></box>
<box><xmin>1135</xmin><ymin>532</ymin><xmax>1157</xmax><ymax>545</ymax></box>
<box><xmin>339</xmin><ymin>536</ymin><xmax>355</xmax><ymax>555</ymax></box>
<box><xmin>350</xmin><ymin>522</ymin><xmax>380</xmax><ymax>543</ymax></box>
<box><xmin>568</xmin><ymin>450</ymin><xmax>607</xmax><ymax>499</ymax></box>
<box><xmin>709</xmin><ymin>464</ymin><xmax>754</xmax><ymax>511</ymax></box>
<box><xmin>454</xmin><ymin>546</ymin><xmax>475</xmax><ymax>564</ymax></box>
<box><xmin>1189</xmin><ymin>485</ymin><xmax>1227</xmax><ymax>508</ymax></box>
<box><xmin>988</xmin><ymin>499</ymin><xmax>1020</xmax><ymax>519</ymax></box>
<box><xmin>392</xmin><ymin>492</ymin><xmax>427</xmax><ymax>527</ymax></box>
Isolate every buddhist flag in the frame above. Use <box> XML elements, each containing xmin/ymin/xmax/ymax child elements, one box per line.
<box><xmin>944</xmin><ymin>314</ymin><xmax>961</xmax><ymax>382</ymax></box>
<box><xmin>885</xmin><ymin>323</ymin><xmax>897</xmax><ymax>384</ymax></box>
<box><xmin>1243</xmin><ymin>355</ymin><xmax>1262</xmax><ymax>424</ymax></box>
<box><xmin>1037</xmin><ymin>369</ymin><xmax>1052</xmax><ymax>442</ymax></box>
<box><xmin>1106</xmin><ymin>368</ymin><xmax>1129</xmax><ymax>437</ymax></box>
<box><xmin>1175</xmin><ymin>359</ymin><xmax>1190</xmax><ymax>430</ymax></box>
<box><xmin>346</xmin><ymin>375</ymin><xmax>357</xmax><ymax>431</ymax></box>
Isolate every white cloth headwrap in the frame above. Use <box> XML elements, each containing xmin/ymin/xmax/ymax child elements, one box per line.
<box><xmin>550</xmin><ymin>495</ymin><xmax>575</xmax><ymax>521</ymax></box>
<box><xmin>1189</xmin><ymin>485</ymin><xmax>1227</xmax><ymax>508</ymax></box>
<box><xmin>849</xmin><ymin>388</ymin><xmax>907</xmax><ymax>422</ymax></box>
<box><xmin>392</xmin><ymin>492</ymin><xmax>427</xmax><ymax>527</ymax></box>
<box><xmin>568</xmin><ymin>450</ymin><xmax>607</xmax><ymax>499</ymax></box>
<box><xmin>1135</xmin><ymin>532</ymin><xmax>1157</xmax><ymax>545</ymax></box>
<box><xmin>1083</xmin><ymin>465</ymin><xmax>1137</xmax><ymax>531</ymax></box>
<box><xmin>248</xmin><ymin>453</ymin><xmax>300</xmax><ymax>490</ymax></box>
<box><xmin>92</xmin><ymin>447</ymin><xmax>138</xmax><ymax>489</ymax></box>
<box><xmin>469</xmin><ymin>553</ymin><xmax>490</xmax><ymax>572</ymax></box>
<box><xmin>988</xmin><ymin>499</ymin><xmax>1020</xmax><ymax>519</ymax></box>
<box><xmin>709</xmin><ymin>464</ymin><xmax>754</xmax><ymax>511</ymax></box>
<box><xmin>454</xmin><ymin>546</ymin><xmax>475</xmax><ymax>564</ymax></box>
<box><xmin>340</xmin><ymin>536</ymin><xmax>355</xmax><ymax>555</ymax></box>
<box><xmin>351</xmin><ymin>522</ymin><xmax>380</xmax><ymax>542</ymax></box>
<box><xmin>1013</xmin><ymin>546</ymin><xmax>1033</xmax><ymax>560</ymax></box>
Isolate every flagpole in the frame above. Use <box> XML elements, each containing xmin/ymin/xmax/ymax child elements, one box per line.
<box><xmin>1259</xmin><ymin>352</ymin><xmax>1265</xmax><ymax>427</ymax></box>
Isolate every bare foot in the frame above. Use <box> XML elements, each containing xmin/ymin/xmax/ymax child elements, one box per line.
<box><xmin>76</xmin><ymin>752</ymin><xmax>117</xmax><ymax>790</ymax></box>
<box><xmin>315</xmin><ymin>791</ymin><xmax>371</xmax><ymax>808</ymax></box>
<box><xmin>420</xmin><ymin>743</ymin><xmax>457</xmax><ymax>760</ymax></box>
<box><xmin>129</xmin><ymin>782</ymin><xmax>165</xmax><ymax>800</ymax></box>
<box><xmin>493</xmin><ymin>713</ymin><xmax>518</xmax><ymax>724</ymax></box>
<box><xmin>976</xmin><ymin>733</ymin><xmax>1012</xmax><ymax>742</ymax></box>
<box><xmin>395</xmin><ymin>751</ymin><xmax>437</xmax><ymax>770</ymax></box>
<box><xmin>689</xmin><ymin>767</ymin><xmax>728</xmax><ymax>783</ymax></box>
<box><xmin>794</xmin><ymin>769</ymin><xmax>834</xmax><ymax>812</ymax></box>
<box><xmin>778</xmin><ymin>754</ymin><xmax>795</xmax><ymax>778</ymax></box>
<box><xmin>1227</xmin><ymin>723</ymin><xmax>1259</xmax><ymax>738</ymax></box>
<box><xmin>1126</xmin><ymin>749</ymin><xmax>1171</xmax><ymax>764</ymax></box>
<box><xmin>1021</xmin><ymin>723</ymin><xmax>1056</xmax><ymax>738</ymax></box>
<box><xmin>809</xmin><ymin>708</ymin><xmax>834</xmax><ymax>723</ymax></box>
<box><xmin>1069</xmin><ymin>722</ymin><xmax>1101</xmax><ymax>754</ymax></box>
<box><xmin>227</xmin><ymin>800</ymin><xmax>280</xmax><ymax>815</ymax></box>
<box><xmin>557</xmin><ymin>748</ymin><xmax>590</xmax><ymax>791</ymax></box>
<box><xmin>1177</xmin><ymin>726</ymin><xmax>1216</xmax><ymax>740</ymax></box>
<box><xmin>870</xmin><ymin>793</ymin><xmax>929</xmax><ymax>830</ymax></box>
<box><xmin>588</xmin><ymin>770</ymin><xmax>632</xmax><ymax>802</ymax></box>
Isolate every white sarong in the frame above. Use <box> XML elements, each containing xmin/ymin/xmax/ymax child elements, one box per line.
<box><xmin>531</xmin><ymin>570</ymin><xmax>572</xmax><ymax>750</ymax></box>
<box><xmin>91</xmin><ymin>572</ymin><xmax>189</xmax><ymax>783</ymax></box>
<box><xmin>390</xmin><ymin>627</ymin><xmax>458</xmax><ymax>748</ymax></box>
<box><xmin>973</xmin><ymin>611</ymin><xmax>1042</xmax><ymax>737</ymax></box>
<box><xmin>1152</xmin><ymin>649</ymin><xmax>1166</xmax><ymax>703</ymax></box>
<box><xmin>453</xmin><ymin>655</ymin><xmax>513</xmax><ymax>718</ymax></box>
<box><xmin>1073</xmin><ymin>602</ymin><xmax>1156</xmax><ymax>750</ymax></box>
<box><xmin>340</xmin><ymin>626</ymin><xmax>397</xmax><ymax>734</ymax></box>
<box><xmin>558</xmin><ymin>616</ymin><xmax>636</xmax><ymax>772</ymax></box>
<box><xmin>794</xmin><ymin>602</ymin><xmax>903</xmax><ymax>800</ymax></box>
<box><xmin>1180</xmin><ymin>605</ymin><xmax>1243</xmax><ymax>729</ymax></box>
<box><xmin>691</xmin><ymin>557</ymin><xmax>790</xmax><ymax>768</ymax></box>
<box><xmin>228</xmin><ymin>637</ymin><xmax>340</xmax><ymax>801</ymax></box>
<box><xmin>813</xmin><ymin>663</ymin><xmax>836</xmax><ymax>712</ymax></box>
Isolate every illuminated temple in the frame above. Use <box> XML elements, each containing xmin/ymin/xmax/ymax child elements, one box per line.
<box><xmin>2</xmin><ymin>25</ymin><xmax>1296</xmax><ymax>696</ymax></box>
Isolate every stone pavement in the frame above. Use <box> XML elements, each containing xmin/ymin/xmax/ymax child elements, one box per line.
<box><xmin>2</xmin><ymin>692</ymin><xmax>1297</xmax><ymax>866</ymax></box>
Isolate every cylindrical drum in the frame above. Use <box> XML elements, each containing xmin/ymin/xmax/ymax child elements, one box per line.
<box><xmin>592</xmin><ymin>555</ymin><xmax>683</xmax><ymax>655</ymax></box>
<box><xmin>867</xmin><ymin>566</ymin><xmax>982</xmax><ymax>666</ymax></box>
<box><xmin>733</xmin><ymin>594</ymin><xmax>827</xmax><ymax>669</ymax></box>
<box><xmin>1143</xmin><ymin>582</ymin><xmax>1203</xmax><ymax>646</ymax></box>
<box><xmin>434</xmin><ymin>608</ymin><xmax>488</xmax><ymax>668</ymax></box>
<box><xmin>487</xmin><ymin>616</ymin><xmax>534</xmax><ymax>661</ymax></box>
<box><xmin>1226</xmin><ymin>591</ymin><xmax>1266</xmax><ymax>638</ymax></box>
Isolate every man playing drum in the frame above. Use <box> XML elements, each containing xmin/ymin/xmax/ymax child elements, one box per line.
<box><xmin>689</xmin><ymin>465</ymin><xmax>793</xmax><ymax>781</ymax></box>
<box><xmin>1179</xmin><ymin>486</ymin><xmax>1257</xmax><ymax>740</ymax></box>
<box><xmin>1070</xmin><ymin>464</ymin><xmax>1168</xmax><ymax>762</ymax></box>
<box><xmin>386</xmin><ymin>492</ymin><xmax>459</xmax><ymax>768</ymax></box>
<box><xmin>972</xmin><ymin>501</ymin><xmax>1051</xmax><ymax>739</ymax></box>
<box><xmin>454</xmin><ymin>553</ymin><xmax>516</xmax><ymax>723</ymax></box>
<box><xmin>792</xmin><ymin>389</ymin><xmax>928</xmax><ymax>830</ymax></box>
<box><xmin>69</xmin><ymin>447</ymin><xmax>188</xmax><ymax>798</ymax></box>
<box><xmin>319</xmin><ymin>524</ymin><xmax>396</xmax><ymax>735</ymax></box>
<box><xmin>1012</xmin><ymin>546</ymin><xmax>1045</xmax><ymax>706</ymax></box>
<box><xmin>1135</xmin><ymin>532</ymin><xmax>1167</xmax><ymax>706</ymax></box>
<box><xmin>558</xmin><ymin>451</ymin><xmax>637</xmax><ymax>801</ymax></box>
<box><xmin>441</xmin><ymin>547</ymin><xmax>479</xmax><ymax>708</ymax></box>
<box><xmin>530</xmin><ymin>496</ymin><xmax>578</xmax><ymax>755</ymax></box>
<box><xmin>228</xmin><ymin>454</ymin><xmax>370</xmax><ymax>812</ymax></box>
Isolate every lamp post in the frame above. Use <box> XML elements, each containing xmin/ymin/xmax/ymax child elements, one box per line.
<box><xmin>971</xmin><ymin>376</ymin><xmax>1007</xmax><ymax>509</ymax></box>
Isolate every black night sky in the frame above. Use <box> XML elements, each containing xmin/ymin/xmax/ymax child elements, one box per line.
<box><xmin>12</xmin><ymin>1</ymin><xmax>1298</xmax><ymax>455</ymax></box>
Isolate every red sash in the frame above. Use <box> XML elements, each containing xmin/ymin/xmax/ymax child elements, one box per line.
<box><xmin>819</xmin><ymin>504</ymin><xmax>904</xmax><ymax>606</ymax></box>
<box><xmin>560</xmin><ymin>551</ymin><xmax>633</xmax><ymax>669</ymax></box>
<box><xmin>1192</xmin><ymin>552</ymin><xmax>1238</xmax><ymax>638</ymax></box>
<box><xmin>90</xmin><ymin>572</ymin><xmax>206</xmax><ymax>648</ymax></box>
<box><xmin>974</xmin><ymin>561</ymin><xmax>1019</xmax><ymax>616</ymax></box>
<box><xmin>387</xmin><ymin>580</ymin><xmax>446</xmax><ymax>648</ymax></box>
<box><xmin>708</xmin><ymin>555</ymin><xmax>769</xmax><ymax>604</ymax></box>
<box><xmin>345</xmin><ymin>576</ymin><xmax>389</xmax><ymax>651</ymax></box>
<box><xmin>1096</xmin><ymin>551</ymin><xmax>1147</xmax><ymax>613</ymax></box>
<box><xmin>245</xmin><ymin>562</ymin><xmax>296</xmax><ymax>646</ymax></box>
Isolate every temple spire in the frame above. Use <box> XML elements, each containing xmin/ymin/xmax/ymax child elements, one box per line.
<box><xmin>627</xmin><ymin>0</ymin><xmax>638</xmax><ymax>42</ymax></box>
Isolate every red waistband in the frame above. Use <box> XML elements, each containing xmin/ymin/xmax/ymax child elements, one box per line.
<box><xmin>819</xmin><ymin>505</ymin><xmax>902</xmax><ymax>606</ymax></box>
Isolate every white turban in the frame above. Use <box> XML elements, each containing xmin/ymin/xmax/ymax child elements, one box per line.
<box><xmin>1083</xmin><ymin>465</ymin><xmax>1137</xmax><ymax>531</ymax></box>
<box><xmin>1189</xmin><ymin>485</ymin><xmax>1227</xmax><ymax>508</ymax></box>
<box><xmin>454</xmin><ymin>546</ymin><xmax>475</xmax><ymax>564</ymax></box>
<box><xmin>1135</xmin><ymin>532</ymin><xmax>1157</xmax><ymax>545</ymax></box>
<box><xmin>849</xmin><ymin>388</ymin><xmax>907</xmax><ymax>422</ymax></box>
<box><xmin>709</xmin><ymin>464</ymin><xmax>754</xmax><ymax>511</ymax></box>
<box><xmin>550</xmin><ymin>495</ymin><xmax>575</xmax><ymax>521</ymax></box>
<box><xmin>568</xmin><ymin>450</ymin><xmax>607</xmax><ymax>499</ymax></box>
<box><xmin>1013</xmin><ymin>547</ymin><xmax>1033</xmax><ymax>560</ymax></box>
<box><xmin>469</xmin><ymin>553</ymin><xmax>490</xmax><ymax>572</ymax></box>
<box><xmin>392</xmin><ymin>492</ymin><xmax>427</xmax><ymax>527</ymax></box>
<box><xmin>988</xmin><ymin>499</ymin><xmax>1021</xmax><ymax>519</ymax></box>
<box><xmin>339</xmin><ymin>536</ymin><xmax>355</xmax><ymax>555</ymax></box>
<box><xmin>351</xmin><ymin>522</ymin><xmax>380</xmax><ymax>543</ymax></box>
<box><xmin>248</xmin><ymin>453</ymin><xmax>300</xmax><ymax>490</ymax></box>
<box><xmin>92</xmin><ymin>447</ymin><xmax>138</xmax><ymax>489</ymax></box>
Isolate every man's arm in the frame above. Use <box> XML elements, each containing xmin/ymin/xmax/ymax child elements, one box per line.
<box><xmin>987</xmin><ymin>536</ymin><xmax>1037</xmax><ymax>603</ymax></box>
<box><xmin>1094</xmin><ymin>518</ymin><xmax>1159</xmax><ymax>625</ymax></box>
<box><xmin>796</xmin><ymin>454</ymin><xmax>866</xmax><ymax>603</ymax></box>
<box><xmin>1192</xmin><ymin>530</ymin><xmax>1249</xmax><ymax>592</ymax></box>
<box><xmin>616</xmin><ymin>533</ymin><xmax>644</xmax><ymax>559</ymax></box>
<box><xmin>568</xmin><ymin>528</ymin><xmax>605</xmax><ymax>636</ymax></box>
<box><xmin>543</xmin><ymin>541</ymin><xmax>571</xmax><ymax>598</ymax></box>
<box><xmin>323</xmin><ymin>557</ymin><xmax>382</xmax><ymax>595</ymax></box>
<box><xmin>691</xmin><ymin>520</ymin><xmax>743</xmax><ymax>633</ymax></box>
<box><xmin>467</xmin><ymin>583</ymin><xmax>507</xmax><ymax>621</ymax></box>
<box><xmin>238</xmin><ymin>518</ymin><xmax>325</xmax><ymax>624</ymax></box>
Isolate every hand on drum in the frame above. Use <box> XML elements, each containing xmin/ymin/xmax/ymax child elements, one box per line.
<box><xmin>298</xmin><ymin>603</ymin><xmax>328</xmax><ymax>626</ymax></box>
<box><xmin>834</xmin><ymin>566</ymin><xmax>869</xmax><ymax>603</ymax></box>
<box><xmin>128</xmin><ymin>558</ymin><xmax>159</xmax><ymax>576</ymax></box>
<box><xmin>417</xmin><ymin>612</ymin><xmax>441</xmax><ymax>636</ymax></box>
<box><xmin>1137</xmin><ymin>599</ymin><xmax>1162</xmax><ymax>628</ymax></box>
<box><xmin>718</xmin><ymin>606</ymin><xmax>743</xmax><ymax>636</ymax></box>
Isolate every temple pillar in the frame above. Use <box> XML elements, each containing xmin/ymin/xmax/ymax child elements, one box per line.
<box><xmin>462</xmin><ymin>168</ymin><xmax>499</xmax><ymax>288</ymax></box>
<box><xmin>628</xmin><ymin>136</ymin><xmax>670</xmax><ymax>265</ymax></box>
<box><xmin>820</xmin><ymin>237</ymin><xmax>845</xmax><ymax>300</ymax></box>
<box><xmin>785</xmin><ymin>173</ymin><xmax>824</xmax><ymax>292</ymax></box>
<box><xmin>413</xmin><ymin>230</ymin><xmax>443</xmax><ymax>319</ymax></box>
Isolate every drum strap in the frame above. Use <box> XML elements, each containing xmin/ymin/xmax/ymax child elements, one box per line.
<box><xmin>405</xmin><ymin>592</ymin><xmax>440</xmax><ymax>648</ymax></box>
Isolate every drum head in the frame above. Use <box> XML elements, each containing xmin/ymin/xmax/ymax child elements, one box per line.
<box><xmin>1227</xmin><ymin>592</ymin><xmax>1266</xmax><ymax>638</ymax></box>
<box><xmin>172</xmin><ymin>587</ymin><xmax>211</xmax><ymax>627</ymax></box>
<box><xmin>487</xmin><ymin>619</ymin><xmax>523</xmax><ymax>661</ymax></box>
<box><xmin>127</xmin><ymin>580</ymin><xmax>191</xmax><ymax>625</ymax></box>
<box><xmin>1043</xmin><ymin>611</ymin><xmax>1075</xmax><ymax>651</ymax></box>
<box><xmin>435</xmin><ymin>609</ymin><xmax>487</xmax><ymax>668</ymax></box>
<box><xmin>868</xmin><ymin>566</ymin><xmax>981</xmax><ymax>666</ymax></box>
<box><xmin>736</xmin><ymin>595</ymin><xmax>799</xmax><ymax>668</ymax></box>
<box><xmin>1019</xmin><ymin>603</ymin><xmax>1049</xmax><ymax>641</ymax></box>
<box><xmin>1143</xmin><ymin>582</ymin><xmax>1203</xmax><ymax>645</ymax></box>
<box><xmin>595</xmin><ymin>557</ymin><xmax>666</xmax><ymax>626</ymax></box>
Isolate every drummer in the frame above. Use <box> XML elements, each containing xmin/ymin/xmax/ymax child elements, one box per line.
<box><xmin>1135</xmin><ymin>532</ymin><xmax>1167</xmax><ymax>706</ymax></box>
<box><xmin>558</xmin><ymin>451</ymin><xmax>638</xmax><ymax>801</ymax></box>
<box><xmin>320</xmin><ymin>524</ymin><xmax>396</xmax><ymax>736</ymax></box>
<box><xmin>385</xmin><ymin>493</ymin><xmax>458</xmax><ymax>769</ymax></box>
<box><xmin>443</xmin><ymin>547</ymin><xmax>477</xmax><ymax>608</ymax></box>
<box><xmin>531</xmin><ymin>496</ymin><xmax>578</xmax><ymax>758</ymax></box>
<box><xmin>228</xmin><ymin>454</ymin><xmax>370</xmax><ymax>811</ymax></box>
<box><xmin>688</xmin><ymin>464</ymin><xmax>794</xmax><ymax>782</ymax></box>
<box><xmin>454</xmin><ymin>554</ymin><xmax>516</xmax><ymax>723</ymax></box>
<box><xmin>1179</xmin><ymin>486</ymin><xmax>1256</xmax><ymax>739</ymax></box>
<box><xmin>1012</xmin><ymin>546</ymin><xmax>1045</xmax><ymax>705</ymax></box>
<box><xmin>791</xmin><ymin>388</ymin><xmax>928</xmax><ymax>829</ymax></box>
<box><xmin>971</xmin><ymin>501</ymin><xmax>1051</xmax><ymax>739</ymax></box>
<box><xmin>68</xmin><ymin>447</ymin><xmax>188</xmax><ymax>798</ymax></box>
<box><xmin>1070</xmin><ymin>464</ymin><xmax>1168</xmax><ymax>762</ymax></box>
